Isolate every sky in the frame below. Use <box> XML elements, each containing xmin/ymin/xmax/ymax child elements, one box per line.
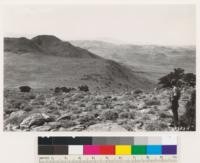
<box><xmin>2</xmin><ymin>4</ymin><xmax>196</xmax><ymax>45</ymax></box>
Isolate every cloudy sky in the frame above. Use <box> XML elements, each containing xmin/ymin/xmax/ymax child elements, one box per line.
<box><xmin>3</xmin><ymin>4</ymin><xmax>196</xmax><ymax>45</ymax></box>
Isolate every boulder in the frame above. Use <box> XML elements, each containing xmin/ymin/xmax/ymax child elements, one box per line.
<box><xmin>56</xmin><ymin>113</ymin><xmax>72</xmax><ymax>121</ymax></box>
<box><xmin>20</xmin><ymin>113</ymin><xmax>52</xmax><ymax>129</ymax></box>
<box><xmin>32</xmin><ymin>125</ymin><xmax>52</xmax><ymax>131</ymax></box>
<box><xmin>47</xmin><ymin>121</ymin><xmax>62</xmax><ymax>129</ymax></box>
<box><xmin>96</xmin><ymin>104</ymin><xmax>104</xmax><ymax>110</ymax></box>
<box><xmin>66</xmin><ymin>125</ymin><xmax>85</xmax><ymax>131</ymax></box>
<box><xmin>4</xmin><ymin>110</ymin><xmax>26</xmax><ymax>126</ymax></box>
<box><xmin>9</xmin><ymin>110</ymin><xmax>26</xmax><ymax>119</ymax></box>
<box><xmin>4</xmin><ymin>123</ymin><xmax>20</xmax><ymax>131</ymax></box>
<box><xmin>41</xmin><ymin>113</ymin><xmax>54</xmax><ymax>122</ymax></box>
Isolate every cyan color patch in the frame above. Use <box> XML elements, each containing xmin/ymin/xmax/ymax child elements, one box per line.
<box><xmin>146</xmin><ymin>145</ymin><xmax>162</xmax><ymax>155</ymax></box>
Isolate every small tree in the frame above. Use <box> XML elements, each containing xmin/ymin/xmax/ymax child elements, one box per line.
<box><xmin>183</xmin><ymin>73</ymin><xmax>196</xmax><ymax>87</ymax></box>
<box><xmin>159</xmin><ymin>68</ymin><xmax>196</xmax><ymax>88</ymax></box>
<box><xmin>158</xmin><ymin>68</ymin><xmax>184</xmax><ymax>88</ymax></box>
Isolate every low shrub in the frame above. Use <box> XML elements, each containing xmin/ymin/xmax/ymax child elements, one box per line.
<box><xmin>78</xmin><ymin>85</ymin><xmax>89</xmax><ymax>92</ymax></box>
<box><xmin>10</xmin><ymin>99</ymin><xmax>26</xmax><ymax>109</ymax></box>
<box><xmin>159</xmin><ymin>112</ymin><xmax>172</xmax><ymax>119</ymax></box>
<box><xmin>54</xmin><ymin>87</ymin><xmax>61</xmax><ymax>93</ymax></box>
<box><xmin>101</xmin><ymin>110</ymin><xmax>118</xmax><ymax>120</ymax></box>
<box><xmin>119</xmin><ymin>112</ymin><xmax>129</xmax><ymax>119</ymax></box>
<box><xmin>147</xmin><ymin>110</ymin><xmax>156</xmax><ymax>115</ymax></box>
<box><xmin>145</xmin><ymin>98</ymin><xmax>160</xmax><ymax>106</ymax></box>
<box><xmin>129</xmin><ymin>111</ymin><xmax>136</xmax><ymax>119</ymax></box>
<box><xmin>142</xmin><ymin>115</ymin><xmax>151</xmax><ymax>121</ymax></box>
<box><xmin>79</xmin><ymin>114</ymin><xmax>95</xmax><ymax>124</ymax></box>
<box><xmin>119</xmin><ymin>111</ymin><xmax>136</xmax><ymax>119</ymax></box>
<box><xmin>4</xmin><ymin>108</ymin><xmax>17</xmax><ymax>114</ymax></box>
<box><xmin>60</xmin><ymin>87</ymin><xmax>76</xmax><ymax>93</ymax></box>
<box><xmin>22</xmin><ymin>105</ymin><xmax>33</xmax><ymax>112</ymax></box>
<box><xmin>134</xmin><ymin>89</ymin><xmax>143</xmax><ymax>94</ymax></box>
<box><xmin>19</xmin><ymin>86</ymin><xmax>31</xmax><ymax>92</ymax></box>
<box><xmin>145</xmin><ymin>122</ymin><xmax>169</xmax><ymax>131</ymax></box>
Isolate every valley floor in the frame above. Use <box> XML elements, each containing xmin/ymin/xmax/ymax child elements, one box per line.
<box><xmin>4</xmin><ymin>88</ymin><xmax>194</xmax><ymax>131</ymax></box>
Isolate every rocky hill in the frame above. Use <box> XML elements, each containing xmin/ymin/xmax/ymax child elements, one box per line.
<box><xmin>4</xmin><ymin>35</ymin><xmax>154</xmax><ymax>91</ymax></box>
<box><xmin>5</xmin><ymin>35</ymin><xmax>99</xmax><ymax>58</ymax></box>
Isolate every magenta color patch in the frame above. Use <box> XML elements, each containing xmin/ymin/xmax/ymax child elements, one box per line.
<box><xmin>83</xmin><ymin>145</ymin><xmax>100</xmax><ymax>155</ymax></box>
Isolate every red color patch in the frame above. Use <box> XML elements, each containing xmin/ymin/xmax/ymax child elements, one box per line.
<box><xmin>99</xmin><ymin>145</ymin><xmax>115</xmax><ymax>155</ymax></box>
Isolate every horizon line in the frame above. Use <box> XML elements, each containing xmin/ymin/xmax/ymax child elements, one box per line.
<box><xmin>3</xmin><ymin>34</ymin><xmax>196</xmax><ymax>47</ymax></box>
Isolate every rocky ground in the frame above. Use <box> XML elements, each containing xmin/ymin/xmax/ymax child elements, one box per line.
<box><xmin>4</xmin><ymin>88</ymin><xmax>193</xmax><ymax>131</ymax></box>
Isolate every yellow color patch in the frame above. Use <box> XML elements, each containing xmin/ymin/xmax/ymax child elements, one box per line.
<box><xmin>115</xmin><ymin>145</ymin><xmax>131</xmax><ymax>155</ymax></box>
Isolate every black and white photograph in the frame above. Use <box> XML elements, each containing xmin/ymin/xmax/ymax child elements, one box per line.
<box><xmin>3</xmin><ymin>4</ymin><xmax>196</xmax><ymax>132</ymax></box>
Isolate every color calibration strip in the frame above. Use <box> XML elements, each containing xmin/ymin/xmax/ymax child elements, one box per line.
<box><xmin>38</xmin><ymin>136</ymin><xmax>177</xmax><ymax>156</ymax></box>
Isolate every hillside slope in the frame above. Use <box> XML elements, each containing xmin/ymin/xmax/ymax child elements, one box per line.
<box><xmin>5</xmin><ymin>35</ymin><xmax>99</xmax><ymax>58</ymax></box>
<box><xmin>71</xmin><ymin>40</ymin><xmax>196</xmax><ymax>82</ymax></box>
<box><xmin>4</xmin><ymin>36</ymin><xmax>154</xmax><ymax>91</ymax></box>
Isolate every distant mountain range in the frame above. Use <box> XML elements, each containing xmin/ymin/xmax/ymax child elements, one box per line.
<box><xmin>4</xmin><ymin>35</ymin><xmax>154</xmax><ymax>91</ymax></box>
<box><xmin>71</xmin><ymin>40</ymin><xmax>196</xmax><ymax>82</ymax></box>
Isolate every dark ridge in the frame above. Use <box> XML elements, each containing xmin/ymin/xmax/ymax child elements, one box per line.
<box><xmin>4</xmin><ymin>35</ymin><xmax>101</xmax><ymax>58</ymax></box>
<box><xmin>4</xmin><ymin>37</ymin><xmax>44</xmax><ymax>54</ymax></box>
<box><xmin>31</xmin><ymin>35</ymin><xmax>62</xmax><ymax>45</ymax></box>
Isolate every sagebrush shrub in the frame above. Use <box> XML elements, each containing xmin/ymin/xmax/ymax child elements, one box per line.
<box><xmin>78</xmin><ymin>85</ymin><xmax>89</xmax><ymax>92</ymax></box>
<box><xmin>119</xmin><ymin>112</ymin><xmax>129</xmax><ymax>119</ymax></box>
<box><xmin>101</xmin><ymin>110</ymin><xmax>118</xmax><ymax>120</ymax></box>
<box><xmin>145</xmin><ymin>98</ymin><xmax>160</xmax><ymax>106</ymax></box>
<box><xmin>159</xmin><ymin>112</ymin><xmax>171</xmax><ymax>119</ymax></box>
<box><xmin>134</xmin><ymin>89</ymin><xmax>143</xmax><ymax>94</ymax></box>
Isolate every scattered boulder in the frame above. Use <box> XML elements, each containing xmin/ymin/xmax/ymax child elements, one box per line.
<box><xmin>60</xmin><ymin>120</ymin><xmax>77</xmax><ymax>128</ymax></box>
<box><xmin>56</xmin><ymin>113</ymin><xmax>72</xmax><ymax>121</ymax></box>
<box><xmin>47</xmin><ymin>121</ymin><xmax>62</xmax><ymax>129</ymax></box>
<box><xmin>96</xmin><ymin>104</ymin><xmax>104</xmax><ymax>110</ymax></box>
<box><xmin>32</xmin><ymin>125</ymin><xmax>52</xmax><ymax>131</ymax></box>
<box><xmin>4</xmin><ymin>110</ymin><xmax>27</xmax><ymax>126</ymax></box>
<box><xmin>9</xmin><ymin>110</ymin><xmax>26</xmax><ymax>119</ymax></box>
<box><xmin>41</xmin><ymin>113</ymin><xmax>54</xmax><ymax>122</ymax></box>
<box><xmin>65</xmin><ymin>125</ymin><xmax>85</xmax><ymax>131</ymax></box>
<box><xmin>4</xmin><ymin>85</ymin><xmax>195</xmax><ymax>132</ymax></box>
<box><xmin>20</xmin><ymin>113</ymin><xmax>53</xmax><ymax>129</ymax></box>
<box><xmin>4</xmin><ymin>123</ymin><xmax>20</xmax><ymax>131</ymax></box>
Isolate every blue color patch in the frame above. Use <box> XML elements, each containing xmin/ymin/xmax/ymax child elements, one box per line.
<box><xmin>146</xmin><ymin>145</ymin><xmax>162</xmax><ymax>155</ymax></box>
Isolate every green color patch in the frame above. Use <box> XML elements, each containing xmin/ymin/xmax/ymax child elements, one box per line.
<box><xmin>132</xmin><ymin>145</ymin><xmax>146</xmax><ymax>155</ymax></box>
